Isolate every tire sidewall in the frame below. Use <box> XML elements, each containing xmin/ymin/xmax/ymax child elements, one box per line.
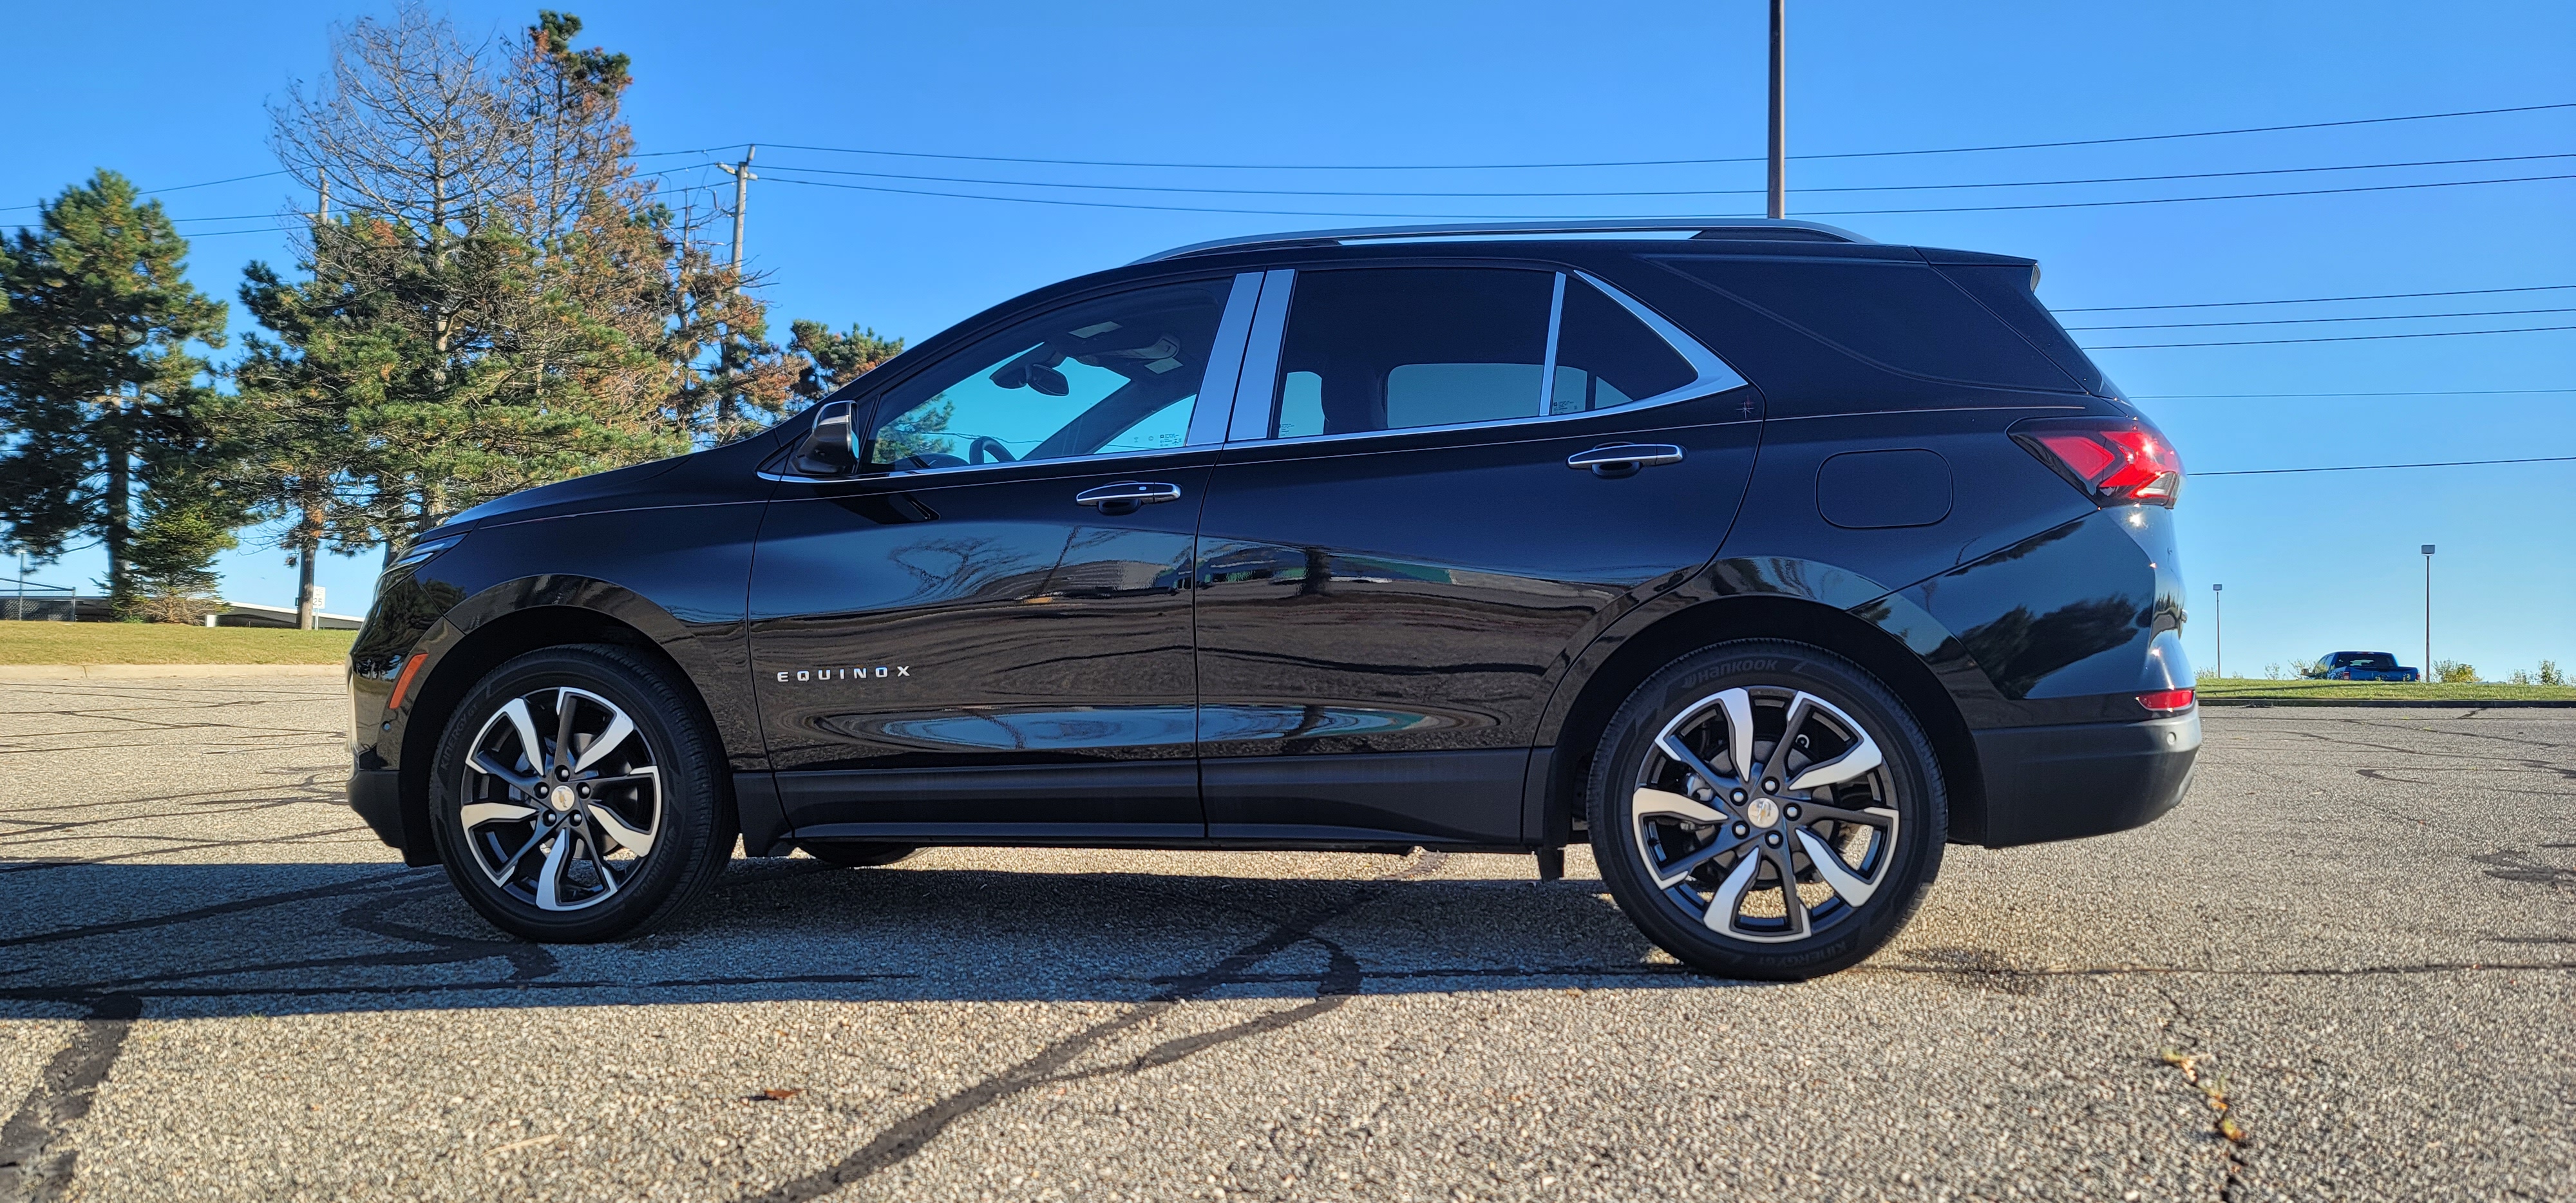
<box><xmin>1588</xmin><ymin>639</ymin><xmax>1946</xmax><ymax>979</ymax></box>
<box><xmin>428</xmin><ymin>645</ymin><xmax>726</xmax><ymax>942</ymax></box>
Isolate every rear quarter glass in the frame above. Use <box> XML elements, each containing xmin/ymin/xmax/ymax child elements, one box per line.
<box><xmin>1926</xmin><ymin>261</ymin><xmax>2108</xmax><ymax>397</ymax></box>
<box><xmin>1655</xmin><ymin>256</ymin><xmax>2082</xmax><ymax>393</ymax></box>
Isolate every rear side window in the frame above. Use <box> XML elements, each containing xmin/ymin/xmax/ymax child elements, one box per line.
<box><xmin>1667</xmin><ymin>258</ymin><xmax>2078</xmax><ymax>391</ymax></box>
<box><xmin>1274</xmin><ymin>267</ymin><xmax>1555</xmax><ymax>437</ymax></box>
<box><xmin>1551</xmin><ymin>275</ymin><xmax>1696</xmax><ymax>413</ymax></box>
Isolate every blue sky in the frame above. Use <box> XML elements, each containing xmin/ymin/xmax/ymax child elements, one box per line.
<box><xmin>4</xmin><ymin>1</ymin><xmax>2570</xmax><ymax>678</ymax></box>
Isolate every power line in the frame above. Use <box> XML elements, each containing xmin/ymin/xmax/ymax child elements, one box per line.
<box><xmin>753</xmin><ymin>168</ymin><xmax>2575</xmax><ymax>222</ymax></box>
<box><xmin>2198</xmin><ymin>455</ymin><xmax>2576</xmax><ymax>477</ymax></box>
<box><xmin>754</xmin><ymin>100</ymin><xmax>2576</xmax><ymax>172</ymax></box>
<box><xmin>2065</xmin><ymin>305</ymin><xmax>2576</xmax><ymax>332</ymax></box>
<box><xmin>2057</xmin><ymin>283</ymin><xmax>2576</xmax><ymax>312</ymax></box>
<box><xmin>1</xmin><ymin>169</ymin><xmax>289</xmax><ymax>213</ymax></box>
<box><xmin>1801</xmin><ymin>171</ymin><xmax>2575</xmax><ymax>217</ymax></box>
<box><xmin>2090</xmin><ymin>324</ymin><xmax>2576</xmax><ymax>349</ymax></box>
<box><xmin>746</xmin><ymin>151</ymin><xmax>2576</xmax><ymax>201</ymax></box>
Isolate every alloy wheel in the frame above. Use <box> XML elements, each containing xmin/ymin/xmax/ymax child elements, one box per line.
<box><xmin>457</xmin><ymin>687</ymin><xmax>662</xmax><ymax>912</ymax></box>
<box><xmin>1630</xmin><ymin>685</ymin><xmax>1900</xmax><ymax>943</ymax></box>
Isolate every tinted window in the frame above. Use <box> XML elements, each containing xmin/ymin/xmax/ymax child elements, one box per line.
<box><xmin>1932</xmin><ymin>262</ymin><xmax>2106</xmax><ymax>395</ymax></box>
<box><xmin>1549</xmin><ymin>276</ymin><xmax>1697</xmax><ymax>414</ymax></box>
<box><xmin>1270</xmin><ymin>268</ymin><xmax>1554</xmax><ymax>437</ymax></box>
<box><xmin>864</xmin><ymin>278</ymin><xmax>1229</xmax><ymax>470</ymax></box>
<box><xmin>1668</xmin><ymin>258</ymin><xmax>2078</xmax><ymax>391</ymax></box>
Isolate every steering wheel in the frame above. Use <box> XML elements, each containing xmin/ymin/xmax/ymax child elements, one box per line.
<box><xmin>968</xmin><ymin>435</ymin><xmax>1018</xmax><ymax>464</ymax></box>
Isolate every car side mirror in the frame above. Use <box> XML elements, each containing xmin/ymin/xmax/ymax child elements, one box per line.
<box><xmin>790</xmin><ymin>400</ymin><xmax>864</xmax><ymax>475</ymax></box>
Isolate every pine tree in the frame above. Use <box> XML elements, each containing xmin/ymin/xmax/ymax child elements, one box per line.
<box><xmin>788</xmin><ymin>321</ymin><xmax>904</xmax><ymax>401</ymax></box>
<box><xmin>0</xmin><ymin>171</ymin><xmax>231</xmax><ymax>617</ymax></box>
<box><xmin>259</xmin><ymin>5</ymin><xmax>692</xmax><ymax>548</ymax></box>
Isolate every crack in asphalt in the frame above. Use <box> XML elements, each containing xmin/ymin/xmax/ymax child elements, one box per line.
<box><xmin>0</xmin><ymin>995</ymin><xmax>138</xmax><ymax>1203</ymax></box>
<box><xmin>2152</xmin><ymin>987</ymin><xmax>2253</xmax><ymax>1202</ymax></box>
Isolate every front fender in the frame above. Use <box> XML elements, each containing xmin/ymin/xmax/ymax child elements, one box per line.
<box><xmin>358</xmin><ymin>572</ymin><xmax>752</xmax><ymax>776</ymax></box>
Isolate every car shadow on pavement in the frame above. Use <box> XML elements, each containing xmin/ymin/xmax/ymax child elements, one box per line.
<box><xmin>0</xmin><ymin>853</ymin><xmax>1726</xmax><ymax>1019</ymax></box>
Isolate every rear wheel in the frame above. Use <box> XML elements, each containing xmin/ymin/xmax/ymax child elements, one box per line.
<box><xmin>428</xmin><ymin>644</ymin><xmax>736</xmax><ymax>942</ymax></box>
<box><xmin>1587</xmin><ymin>639</ymin><xmax>1946</xmax><ymax>980</ymax></box>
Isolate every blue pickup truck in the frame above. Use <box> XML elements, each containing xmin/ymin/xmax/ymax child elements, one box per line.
<box><xmin>2315</xmin><ymin>651</ymin><xmax>2421</xmax><ymax>682</ymax></box>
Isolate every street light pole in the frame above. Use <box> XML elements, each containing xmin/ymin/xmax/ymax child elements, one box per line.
<box><xmin>1766</xmin><ymin>0</ymin><xmax>1786</xmax><ymax>219</ymax></box>
<box><xmin>2421</xmin><ymin>544</ymin><xmax>2436</xmax><ymax>681</ymax></box>
<box><xmin>2211</xmin><ymin>583</ymin><xmax>2223</xmax><ymax>678</ymax></box>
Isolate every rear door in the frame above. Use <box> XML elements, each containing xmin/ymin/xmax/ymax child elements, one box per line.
<box><xmin>1191</xmin><ymin>263</ymin><xmax>1765</xmax><ymax>846</ymax></box>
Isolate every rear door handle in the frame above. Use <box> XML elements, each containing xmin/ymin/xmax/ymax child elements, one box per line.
<box><xmin>1567</xmin><ymin>443</ymin><xmax>1685</xmax><ymax>477</ymax></box>
<box><xmin>1075</xmin><ymin>481</ymin><xmax>1182</xmax><ymax>514</ymax></box>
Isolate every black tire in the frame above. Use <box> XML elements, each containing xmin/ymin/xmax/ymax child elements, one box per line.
<box><xmin>1586</xmin><ymin>639</ymin><xmax>1946</xmax><ymax>980</ymax></box>
<box><xmin>428</xmin><ymin>644</ymin><xmax>737</xmax><ymax>943</ymax></box>
<box><xmin>797</xmin><ymin>842</ymin><xmax>918</xmax><ymax>868</ymax></box>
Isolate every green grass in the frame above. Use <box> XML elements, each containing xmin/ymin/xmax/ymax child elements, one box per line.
<box><xmin>2195</xmin><ymin>677</ymin><xmax>2576</xmax><ymax>703</ymax></box>
<box><xmin>0</xmin><ymin>623</ymin><xmax>356</xmax><ymax>665</ymax></box>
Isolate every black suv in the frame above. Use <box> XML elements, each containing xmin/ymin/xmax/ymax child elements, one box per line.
<box><xmin>346</xmin><ymin>218</ymin><xmax>2197</xmax><ymax>979</ymax></box>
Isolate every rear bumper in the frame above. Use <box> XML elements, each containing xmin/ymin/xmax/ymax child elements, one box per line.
<box><xmin>1971</xmin><ymin>710</ymin><xmax>2199</xmax><ymax>847</ymax></box>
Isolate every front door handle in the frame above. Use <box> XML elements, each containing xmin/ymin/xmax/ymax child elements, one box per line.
<box><xmin>1075</xmin><ymin>481</ymin><xmax>1182</xmax><ymax>515</ymax></box>
<box><xmin>1567</xmin><ymin>443</ymin><xmax>1685</xmax><ymax>478</ymax></box>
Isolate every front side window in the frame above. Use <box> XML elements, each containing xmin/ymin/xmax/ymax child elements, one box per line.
<box><xmin>861</xmin><ymin>278</ymin><xmax>1231</xmax><ymax>471</ymax></box>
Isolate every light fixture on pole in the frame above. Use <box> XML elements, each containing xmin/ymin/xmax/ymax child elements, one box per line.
<box><xmin>2421</xmin><ymin>544</ymin><xmax>2436</xmax><ymax>681</ymax></box>
<box><xmin>2211</xmin><ymin>583</ymin><xmax>2223</xmax><ymax>679</ymax></box>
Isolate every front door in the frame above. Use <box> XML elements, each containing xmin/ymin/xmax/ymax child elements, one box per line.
<box><xmin>750</xmin><ymin>274</ymin><xmax>1256</xmax><ymax>842</ymax></box>
<box><xmin>1193</xmin><ymin>265</ymin><xmax>1765</xmax><ymax>845</ymax></box>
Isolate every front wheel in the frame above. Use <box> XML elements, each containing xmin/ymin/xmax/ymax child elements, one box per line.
<box><xmin>1587</xmin><ymin>640</ymin><xmax>1946</xmax><ymax>980</ymax></box>
<box><xmin>428</xmin><ymin>644</ymin><xmax>737</xmax><ymax>942</ymax></box>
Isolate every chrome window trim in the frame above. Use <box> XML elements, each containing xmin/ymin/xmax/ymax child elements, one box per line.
<box><xmin>1217</xmin><ymin>268</ymin><xmax>1752</xmax><ymax>453</ymax></box>
<box><xmin>759</xmin><ymin>442</ymin><xmax>1211</xmax><ymax>486</ymax></box>
<box><xmin>1225</xmin><ymin>270</ymin><xmax>1296</xmax><ymax>442</ymax></box>
<box><xmin>1568</xmin><ymin>269</ymin><xmax>1750</xmax><ymax>401</ymax></box>
<box><xmin>1535</xmin><ymin>271</ymin><xmax>1567</xmax><ymax>417</ymax></box>
<box><xmin>1184</xmin><ymin>272</ymin><xmax>1265</xmax><ymax>448</ymax></box>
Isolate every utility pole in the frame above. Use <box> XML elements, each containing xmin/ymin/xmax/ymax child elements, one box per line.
<box><xmin>297</xmin><ymin>171</ymin><xmax>332</xmax><ymax>631</ymax></box>
<box><xmin>712</xmin><ymin>146</ymin><xmax>759</xmax><ymax>434</ymax></box>
<box><xmin>717</xmin><ymin>146</ymin><xmax>757</xmax><ymax>289</ymax></box>
<box><xmin>1767</xmin><ymin>0</ymin><xmax>1786</xmax><ymax>219</ymax></box>
<box><xmin>2211</xmin><ymin>583</ymin><xmax>2223</xmax><ymax>678</ymax></box>
<box><xmin>2421</xmin><ymin>544</ymin><xmax>2436</xmax><ymax>681</ymax></box>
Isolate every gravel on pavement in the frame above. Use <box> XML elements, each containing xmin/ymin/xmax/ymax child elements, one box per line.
<box><xmin>1</xmin><ymin>677</ymin><xmax>2569</xmax><ymax>1202</ymax></box>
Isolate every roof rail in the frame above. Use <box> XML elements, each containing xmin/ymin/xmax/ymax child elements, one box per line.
<box><xmin>1132</xmin><ymin>217</ymin><xmax>1870</xmax><ymax>265</ymax></box>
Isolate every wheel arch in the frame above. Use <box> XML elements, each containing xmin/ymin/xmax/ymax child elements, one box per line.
<box><xmin>1533</xmin><ymin>592</ymin><xmax>1987</xmax><ymax>848</ymax></box>
<box><xmin>388</xmin><ymin>578</ymin><xmax>739</xmax><ymax>867</ymax></box>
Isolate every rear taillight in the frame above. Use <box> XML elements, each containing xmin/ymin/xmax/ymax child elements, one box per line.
<box><xmin>2138</xmin><ymin>687</ymin><xmax>2195</xmax><ymax>714</ymax></box>
<box><xmin>2012</xmin><ymin>417</ymin><xmax>2184</xmax><ymax>507</ymax></box>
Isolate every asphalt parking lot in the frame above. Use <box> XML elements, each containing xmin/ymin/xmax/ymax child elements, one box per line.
<box><xmin>1</xmin><ymin>677</ymin><xmax>2569</xmax><ymax>1202</ymax></box>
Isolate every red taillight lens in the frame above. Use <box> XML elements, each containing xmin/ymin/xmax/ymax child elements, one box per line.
<box><xmin>2014</xmin><ymin>417</ymin><xmax>2184</xmax><ymax>507</ymax></box>
<box><xmin>2137</xmin><ymin>687</ymin><xmax>2195</xmax><ymax>714</ymax></box>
